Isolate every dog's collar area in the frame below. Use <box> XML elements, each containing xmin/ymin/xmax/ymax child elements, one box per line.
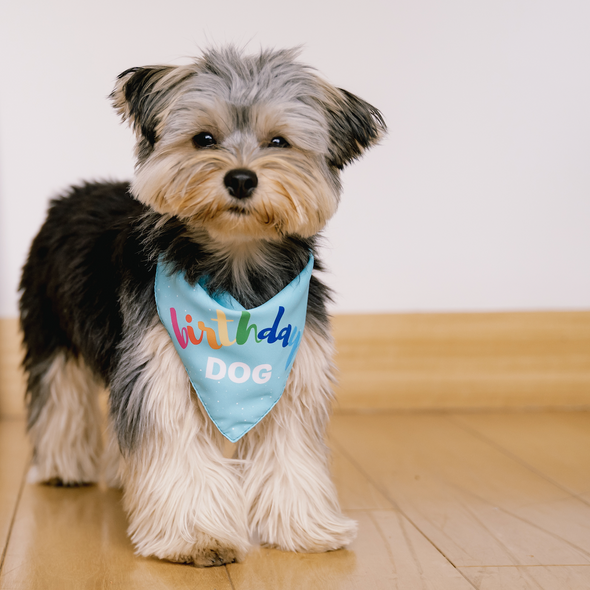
<box><xmin>154</xmin><ymin>254</ymin><xmax>313</xmax><ymax>441</ymax></box>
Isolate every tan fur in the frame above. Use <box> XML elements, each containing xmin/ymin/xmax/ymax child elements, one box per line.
<box><xmin>132</xmin><ymin>135</ymin><xmax>336</xmax><ymax>241</ymax></box>
<box><xmin>102</xmin><ymin>412</ymin><xmax>124</xmax><ymax>489</ymax></box>
<box><xmin>237</xmin><ymin>325</ymin><xmax>357</xmax><ymax>551</ymax></box>
<box><xmin>28</xmin><ymin>353</ymin><xmax>103</xmax><ymax>485</ymax></box>
<box><xmin>121</xmin><ymin>318</ymin><xmax>250</xmax><ymax>565</ymax></box>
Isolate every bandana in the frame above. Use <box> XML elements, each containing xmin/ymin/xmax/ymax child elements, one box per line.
<box><xmin>155</xmin><ymin>255</ymin><xmax>313</xmax><ymax>442</ymax></box>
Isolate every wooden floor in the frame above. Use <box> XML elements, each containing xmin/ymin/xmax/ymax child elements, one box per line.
<box><xmin>2</xmin><ymin>411</ymin><xmax>590</xmax><ymax>589</ymax></box>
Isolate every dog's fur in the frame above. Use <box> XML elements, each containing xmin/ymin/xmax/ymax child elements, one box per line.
<box><xmin>19</xmin><ymin>47</ymin><xmax>385</xmax><ymax>566</ymax></box>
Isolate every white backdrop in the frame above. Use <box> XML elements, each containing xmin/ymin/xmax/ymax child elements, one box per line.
<box><xmin>1</xmin><ymin>0</ymin><xmax>589</xmax><ymax>316</ymax></box>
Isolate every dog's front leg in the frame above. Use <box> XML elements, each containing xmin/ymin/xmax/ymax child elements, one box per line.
<box><xmin>237</xmin><ymin>326</ymin><xmax>357</xmax><ymax>553</ymax></box>
<box><xmin>112</xmin><ymin>318</ymin><xmax>250</xmax><ymax>566</ymax></box>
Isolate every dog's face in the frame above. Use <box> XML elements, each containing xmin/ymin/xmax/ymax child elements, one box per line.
<box><xmin>111</xmin><ymin>48</ymin><xmax>385</xmax><ymax>241</ymax></box>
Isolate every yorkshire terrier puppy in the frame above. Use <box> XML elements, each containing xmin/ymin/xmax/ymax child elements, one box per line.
<box><xmin>19</xmin><ymin>47</ymin><xmax>385</xmax><ymax>566</ymax></box>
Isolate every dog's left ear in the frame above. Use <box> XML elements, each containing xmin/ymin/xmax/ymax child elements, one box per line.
<box><xmin>321</xmin><ymin>86</ymin><xmax>386</xmax><ymax>169</ymax></box>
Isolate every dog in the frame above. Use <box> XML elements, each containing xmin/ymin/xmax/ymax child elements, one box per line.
<box><xmin>19</xmin><ymin>47</ymin><xmax>385</xmax><ymax>566</ymax></box>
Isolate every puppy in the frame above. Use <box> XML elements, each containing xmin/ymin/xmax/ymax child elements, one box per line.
<box><xmin>19</xmin><ymin>47</ymin><xmax>385</xmax><ymax>566</ymax></box>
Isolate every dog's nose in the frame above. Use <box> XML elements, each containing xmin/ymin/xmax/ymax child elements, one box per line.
<box><xmin>224</xmin><ymin>169</ymin><xmax>258</xmax><ymax>199</ymax></box>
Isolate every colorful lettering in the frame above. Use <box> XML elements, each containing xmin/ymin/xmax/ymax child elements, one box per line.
<box><xmin>186</xmin><ymin>315</ymin><xmax>204</xmax><ymax>345</ymax></box>
<box><xmin>210</xmin><ymin>310</ymin><xmax>236</xmax><ymax>346</ymax></box>
<box><xmin>198</xmin><ymin>321</ymin><xmax>222</xmax><ymax>350</ymax></box>
<box><xmin>284</xmin><ymin>329</ymin><xmax>302</xmax><ymax>369</ymax></box>
<box><xmin>277</xmin><ymin>325</ymin><xmax>292</xmax><ymax>348</ymax></box>
<box><xmin>170</xmin><ymin>306</ymin><xmax>300</xmax><ymax>354</ymax></box>
<box><xmin>258</xmin><ymin>306</ymin><xmax>285</xmax><ymax>343</ymax></box>
<box><xmin>236</xmin><ymin>312</ymin><xmax>262</xmax><ymax>345</ymax></box>
<box><xmin>170</xmin><ymin>308</ymin><xmax>188</xmax><ymax>349</ymax></box>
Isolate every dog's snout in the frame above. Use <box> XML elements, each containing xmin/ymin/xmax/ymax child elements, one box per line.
<box><xmin>224</xmin><ymin>169</ymin><xmax>258</xmax><ymax>199</ymax></box>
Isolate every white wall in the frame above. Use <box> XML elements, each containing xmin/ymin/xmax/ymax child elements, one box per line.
<box><xmin>1</xmin><ymin>0</ymin><xmax>589</xmax><ymax>316</ymax></box>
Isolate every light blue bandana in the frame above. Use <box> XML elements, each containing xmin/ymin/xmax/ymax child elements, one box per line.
<box><xmin>155</xmin><ymin>255</ymin><xmax>313</xmax><ymax>442</ymax></box>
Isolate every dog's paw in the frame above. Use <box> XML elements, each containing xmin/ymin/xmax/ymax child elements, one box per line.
<box><xmin>162</xmin><ymin>535</ymin><xmax>247</xmax><ymax>567</ymax></box>
<box><xmin>190</xmin><ymin>545</ymin><xmax>241</xmax><ymax>567</ymax></box>
<box><xmin>133</xmin><ymin>523</ymin><xmax>249</xmax><ymax>567</ymax></box>
<box><xmin>259</xmin><ymin>512</ymin><xmax>358</xmax><ymax>553</ymax></box>
<box><xmin>27</xmin><ymin>465</ymin><xmax>96</xmax><ymax>487</ymax></box>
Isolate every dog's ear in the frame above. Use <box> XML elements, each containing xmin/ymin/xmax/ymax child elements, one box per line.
<box><xmin>110</xmin><ymin>65</ymin><xmax>193</xmax><ymax>147</ymax></box>
<box><xmin>321</xmin><ymin>85</ymin><xmax>386</xmax><ymax>169</ymax></box>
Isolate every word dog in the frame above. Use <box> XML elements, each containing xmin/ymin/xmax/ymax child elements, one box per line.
<box><xmin>204</xmin><ymin>357</ymin><xmax>272</xmax><ymax>384</ymax></box>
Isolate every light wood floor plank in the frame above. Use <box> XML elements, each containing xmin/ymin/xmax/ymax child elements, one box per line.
<box><xmin>450</xmin><ymin>412</ymin><xmax>590</xmax><ymax>500</ymax></box>
<box><xmin>370</xmin><ymin>510</ymin><xmax>476</xmax><ymax>589</ymax></box>
<box><xmin>5</xmin><ymin>412</ymin><xmax>590</xmax><ymax>586</ymax></box>
<box><xmin>0</xmin><ymin>484</ymin><xmax>232</xmax><ymax>590</ymax></box>
<box><xmin>330</xmin><ymin>414</ymin><xmax>590</xmax><ymax>567</ymax></box>
<box><xmin>227</xmin><ymin>510</ymin><xmax>475</xmax><ymax>590</ymax></box>
<box><xmin>459</xmin><ymin>565</ymin><xmax>590</xmax><ymax>590</ymax></box>
<box><xmin>0</xmin><ymin>422</ymin><xmax>28</xmax><ymax>570</ymax></box>
<box><xmin>330</xmin><ymin>445</ymin><xmax>393</xmax><ymax>510</ymax></box>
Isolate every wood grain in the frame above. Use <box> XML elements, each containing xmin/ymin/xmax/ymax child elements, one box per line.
<box><xmin>229</xmin><ymin>447</ymin><xmax>473</xmax><ymax>588</ymax></box>
<box><xmin>228</xmin><ymin>511</ymin><xmax>475</xmax><ymax>590</ymax></box>
<box><xmin>330</xmin><ymin>444</ymin><xmax>393</xmax><ymax>511</ymax></box>
<box><xmin>0</xmin><ymin>420</ymin><xmax>468</xmax><ymax>589</ymax></box>
<box><xmin>0</xmin><ymin>483</ymin><xmax>233</xmax><ymax>590</ymax></box>
<box><xmin>3</xmin><ymin>412</ymin><xmax>590</xmax><ymax>587</ymax></box>
<box><xmin>459</xmin><ymin>565</ymin><xmax>590</xmax><ymax>590</ymax></box>
<box><xmin>330</xmin><ymin>413</ymin><xmax>590</xmax><ymax>567</ymax></box>
<box><xmin>450</xmin><ymin>412</ymin><xmax>590</xmax><ymax>502</ymax></box>
<box><xmin>0</xmin><ymin>422</ymin><xmax>29</xmax><ymax>570</ymax></box>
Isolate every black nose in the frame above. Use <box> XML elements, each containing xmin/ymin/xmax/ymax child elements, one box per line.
<box><xmin>224</xmin><ymin>168</ymin><xmax>258</xmax><ymax>199</ymax></box>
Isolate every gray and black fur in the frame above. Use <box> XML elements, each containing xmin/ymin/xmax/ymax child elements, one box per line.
<box><xmin>19</xmin><ymin>47</ymin><xmax>385</xmax><ymax>457</ymax></box>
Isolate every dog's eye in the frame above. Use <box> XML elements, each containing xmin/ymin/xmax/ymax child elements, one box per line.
<box><xmin>269</xmin><ymin>137</ymin><xmax>290</xmax><ymax>148</ymax></box>
<box><xmin>192</xmin><ymin>132</ymin><xmax>217</xmax><ymax>148</ymax></box>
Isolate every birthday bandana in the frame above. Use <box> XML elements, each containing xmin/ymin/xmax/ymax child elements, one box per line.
<box><xmin>155</xmin><ymin>255</ymin><xmax>313</xmax><ymax>442</ymax></box>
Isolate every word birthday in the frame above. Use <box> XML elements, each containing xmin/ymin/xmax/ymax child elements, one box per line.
<box><xmin>169</xmin><ymin>305</ymin><xmax>302</xmax><ymax>367</ymax></box>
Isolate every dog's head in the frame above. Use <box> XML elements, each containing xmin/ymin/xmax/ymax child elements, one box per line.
<box><xmin>111</xmin><ymin>47</ymin><xmax>385</xmax><ymax>241</ymax></box>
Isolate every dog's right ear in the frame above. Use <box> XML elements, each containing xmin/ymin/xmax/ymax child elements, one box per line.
<box><xmin>110</xmin><ymin>65</ymin><xmax>193</xmax><ymax>147</ymax></box>
<box><xmin>318</xmin><ymin>83</ymin><xmax>386</xmax><ymax>170</ymax></box>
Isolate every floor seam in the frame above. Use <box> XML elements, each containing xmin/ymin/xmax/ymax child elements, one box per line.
<box><xmin>332</xmin><ymin>406</ymin><xmax>590</xmax><ymax>416</ymax></box>
<box><xmin>457</xmin><ymin>563</ymin><xmax>590</xmax><ymax>569</ymax></box>
<box><xmin>330</xmin><ymin>435</ymin><xmax>479</xmax><ymax>590</ymax></box>
<box><xmin>446</xmin><ymin>414</ymin><xmax>590</xmax><ymax>510</ymax></box>
<box><xmin>224</xmin><ymin>564</ymin><xmax>237</xmax><ymax>590</ymax></box>
<box><xmin>0</xmin><ymin>452</ymin><xmax>29</xmax><ymax>576</ymax></box>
